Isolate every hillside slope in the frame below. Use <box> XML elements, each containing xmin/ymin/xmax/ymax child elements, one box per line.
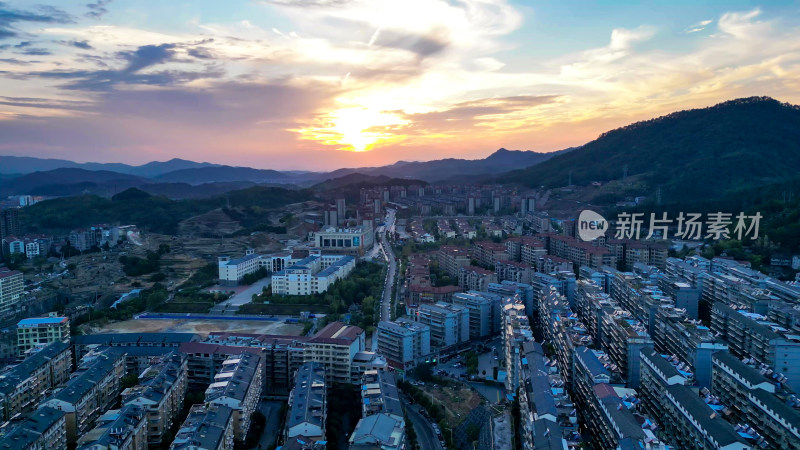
<box><xmin>500</xmin><ymin>97</ymin><xmax>800</xmax><ymax>201</ymax></box>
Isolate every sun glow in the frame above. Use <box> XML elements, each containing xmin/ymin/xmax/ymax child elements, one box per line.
<box><xmin>298</xmin><ymin>107</ymin><xmax>409</xmax><ymax>152</ymax></box>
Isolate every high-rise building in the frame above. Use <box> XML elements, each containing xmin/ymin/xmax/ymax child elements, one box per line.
<box><xmin>0</xmin><ymin>267</ymin><xmax>23</xmax><ymax>318</ymax></box>
<box><xmin>0</xmin><ymin>208</ymin><xmax>20</xmax><ymax>240</ymax></box>
<box><xmin>336</xmin><ymin>198</ymin><xmax>346</xmax><ymax>225</ymax></box>
<box><xmin>416</xmin><ymin>302</ymin><xmax>469</xmax><ymax>349</ymax></box>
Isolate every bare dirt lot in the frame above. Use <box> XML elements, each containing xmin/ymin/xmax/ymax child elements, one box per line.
<box><xmin>97</xmin><ymin>318</ymin><xmax>305</xmax><ymax>337</ymax></box>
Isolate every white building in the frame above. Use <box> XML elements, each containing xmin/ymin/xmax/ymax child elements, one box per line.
<box><xmin>0</xmin><ymin>268</ymin><xmax>23</xmax><ymax>318</ymax></box>
<box><xmin>218</xmin><ymin>249</ymin><xmax>262</xmax><ymax>286</ymax></box>
<box><xmin>313</xmin><ymin>222</ymin><xmax>374</xmax><ymax>256</ymax></box>
<box><xmin>271</xmin><ymin>254</ymin><xmax>355</xmax><ymax>296</ymax></box>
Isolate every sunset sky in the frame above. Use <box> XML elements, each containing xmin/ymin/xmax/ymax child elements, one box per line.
<box><xmin>1</xmin><ymin>0</ymin><xmax>799</xmax><ymax>170</ymax></box>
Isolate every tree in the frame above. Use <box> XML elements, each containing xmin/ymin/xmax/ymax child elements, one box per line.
<box><xmin>121</xmin><ymin>373</ymin><xmax>139</xmax><ymax>389</ymax></box>
<box><xmin>412</xmin><ymin>363</ymin><xmax>434</xmax><ymax>382</ymax></box>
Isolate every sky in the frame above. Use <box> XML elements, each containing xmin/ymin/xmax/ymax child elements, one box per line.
<box><xmin>0</xmin><ymin>0</ymin><xmax>799</xmax><ymax>170</ymax></box>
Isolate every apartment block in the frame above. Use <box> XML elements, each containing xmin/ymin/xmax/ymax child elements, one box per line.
<box><xmin>652</xmin><ymin>307</ymin><xmax>727</xmax><ymax>387</ymax></box>
<box><xmin>450</xmin><ymin>291</ymin><xmax>502</xmax><ymax>339</ymax></box>
<box><xmin>204</xmin><ymin>352</ymin><xmax>263</xmax><ymax>441</ymax></box>
<box><xmin>0</xmin><ymin>405</ymin><xmax>67</xmax><ymax>450</ymax></box>
<box><xmin>42</xmin><ymin>348</ymin><xmax>127</xmax><ymax>443</ymax></box>
<box><xmin>17</xmin><ymin>315</ymin><xmax>70</xmax><ymax>357</ymax></box>
<box><xmin>0</xmin><ymin>341</ymin><xmax>72</xmax><ymax>421</ymax></box>
<box><xmin>348</xmin><ymin>413</ymin><xmax>407</xmax><ymax>450</ymax></box>
<box><xmin>638</xmin><ymin>347</ymin><xmax>692</xmax><ymax>420</ymax></box>
<box><xmin>584</xmin><ymin>383</ymin><xmax>664</xmax><ymax>450</ymax></box>
<box><xmin>0</xmin><ymin>267</ymin><xmax>23</xmax><ymax>318</ymax></box>
<box><xmin>471</xmin><ymin>241</ymin><xmax>509</xmax><ymax>268</ymax></box>
<box><xmin>518</xmin><ymin>341</ymin><xmax>577</xmax><ymax>450</ymax></box>
<box><xmin>711</xmin><ymin>302</ymin><xmax>800</xmax><ymax>392</ymax></box>
<box><xmin>495</xmin><ymin>260</ymin><xmax>534</xmax><ymax>285</ymax></box>
<box><xmin>121</xmin><ymin>351</ymin><xmax>188</xmax><ymax>447</ymax></box>
<box><xmin>304</xmin><ymin>322</ymin><xmax>365</xmax><ymax>384</ymax></box>
<box><xmin>458</xmin><ymin>265</ymin><xmax>498</xmax><ymax>291</ymax></box>
<box><xmin>503</xmin><ymin>303</ymin><xmax>532</xmax><ymax>392</ymax></box>
<box><xmin>711</xmin><ymin>351</ymin><xmax>800</xmax><ymax>449</ymax></box>
<box><xmin>76</xmin><ymin>404</ymin><xmax>147</xmax><ymax>450</ymax></box>
<box><xmin>170</xmin><ymin>404</ymin><xmax>234</xmax><ymax>450</ymax></box>
<box><xmin>600</xmin><ymin>310</ymin><xmax>653</xmax><ymax>388</ymax></box>
<box><xmin>377</xmin><ymin>319</ymin><xmax>430</xmax><ymax>369</ymax></box>
<box><xmin>416</xmin><ymin>302</ymin><xmax>469</xmax><ymax>349</ymax></box>
<box><xmin>286</xmin><ymin>362</ymin><xmax>327</xmax><ymax>442</ymax></box>
<box><xmin>437</xmin><ymin>246</ymin><xmax>471</xmax><ymax>278</ymax></box>
<box><xmin>72</xmin><ymin>332</ymin><xmax>198</xmax><ymax>361</ymax></box>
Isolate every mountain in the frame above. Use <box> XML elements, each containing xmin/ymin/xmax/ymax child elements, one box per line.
<box><xmin>499</xmin><ymin>97</ymin><xmax>800</xmax><ymax>201</ymax></box>
<box><xmin>0</xmin><ymin>156</ymin><xmax>219</xmax><ymax>176</ymax></box>
<box><xmin>0</xmin><ymin>168</ymin><xmax>149</xmax><ymax>196</ymax></box>
<box><xmin>317</xmin><ymin>148</ymin><xmax>568</xmax><ymax>183</ymax></box>
<box><xmin>127</xmin><ymin>158</ymin><xmax>220</xmax><ymax>177</ymax></box>
<box><xmin>155</xmin><ymin>166</ymin><xmax>298</xmax><ymax>184</ymax></box>
<box><xmin>311</xmin><ymin>173</ymin><xmax>426</xmax><ymax>191</ymax></box>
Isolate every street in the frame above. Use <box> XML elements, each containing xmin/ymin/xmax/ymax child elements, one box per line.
<box><xmin>403</xmin><ymin>396</ymin><xmax>445</xmax><ymax>450</ymax></box>
<box><xmin>210</xmin><ymin>278</ymin><xmax>271</xmax><ymax>315</ymax></box>
<box><xmin>379</xmin><ymin>209</ymin><xmax>397</xmax><ymax>323</ymax></box>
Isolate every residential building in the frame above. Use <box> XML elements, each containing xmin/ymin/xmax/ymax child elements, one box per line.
<box><xmin>170</xmin><ymin>404</ymin><xmax>234</xmax><ymax>450</ymax></box>
<box><xmin>204</xmin><ymin>352</ymin><xmax>263</xmax><ymax>441</ymax></box>
<box><xmin>0</xmin><ymin>405</ymin><xmax>67</xmax><ymax>450</ymax></box>
<box><xmin>121</xmin><ymin>352</ymin><xmax>188</xmax><ymax>447</ymax></box>
<box><xmin>360</xmin><ymin>370</ymin><xmax>403</xmax><ymax>420</ymax></box>
<box><xmin>42</xmin><ymin>348</ymin><xmax>127</xmax><ymax>443</ymax></box>
<box><xmin>711</xmin><ymin>351</ymin><xmax>800</xmax><ymax>449</ymax></box>
<box><xmin>503</xmin><ymin>303</ymin><xmax>532</xmax><ymax>392</ymax></box>
<box><xmin>437</xmin><ymin>246</ymin><xmax>471</xmax><ymax>278</ymax></box>
<box><xmin>76</xmin><ymin>404</ymin><xmax>147</xmax><ymax>450</ymax></box>
<box><xmin>450</xmin><ymin>291</ymin><xmax>502</xmax><ymax>339</ymax></box>
<box><xmin>72</xmin><ymin>332</ymin><xmax>198</xmax><ymax>361</ymax></box>
<box><xmin>0</xmin><ymin>267</ymin><xmax>23</xmax><ymax>318</ymax></box>
<box><xmin>458</xmin><ymin>265</ymin><xmax>498</xmax><ymax>291</ymax></box>
<box><xmin>286</xmin><ymin>362</ymin><xmax>327</xmax><ymax>442</ymax></box>
<box><xmin>0</xmin><ymin>341</ymin><xmax>72</xmax><ymax>421</ymax></box>
<box><xmin>377</xmin><ymin>319</ymin><xmax>430</xmax><ymax>370</ymax></box>
<box><xmin>0</xmin><ymin>208</ymin><xmax>20</xmax><ymax>241</ymax></box>
<box><xmin>711</xmin><ymin>303</ymin><xmax>800</xmax><ymax>392</ymax></box>
<box><xmin>416</xmin><ymin>302</ymin><xmax>469</xmax><ymax>349</ymax></box>
<box><xmin>472</xmin><ymin>241</ymin><xmax>509</xmax><ymax>268</ymax></box>
<box><xmin>583</xmin><ymin>383</ymin><xmax>662</xmax><ymax>450</ymax></box>
<box><xmin>17</xmin><ymin>315</ymin><xmax>70</xmax><ymax>357</ymax></box>
<box><xmin>348</xmin><ymin>414</ymin><xmax>406</xmax><ymax>450</ymax></box>
<box><xmin>304</xmin><ymin>322</ymin><xmax>365</xmax><ymax>384</ymax></box>
<box><xmin>271</xmin><ymin>254</ymin><xmax>356</xmax><ymax>295</ymax></box>
<box><xmin>600</xmin><ymin>311</ymin><xmax>653</xmax><ymax>388</ymax></box>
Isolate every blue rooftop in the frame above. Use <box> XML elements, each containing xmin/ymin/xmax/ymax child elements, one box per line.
<box><xmin>18</xmin><ymin>317</ymin><xmax>68</xmax><ymax>326</ymax></box>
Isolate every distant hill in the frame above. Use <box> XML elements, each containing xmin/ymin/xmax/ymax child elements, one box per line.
<box><xmin>155</xmin><ymin>166</ymin><xmax>298</xmax><ymax>184</ymax></box>
<box><xmin>311</xmin><ymin>173</ymin><xmax>426</xmax><ymax>191</ymax></box>
<box><xmin>319</xmin><ymin>148</ymin><xmax>567</xmax><ymax>183</ymax></box>
<box><xmin>0</xmin><ymin>168</ymin><xmax>149</xmax><ymax>196</ymax></box>
<box><xmin>499</xmin><ymin>97</ymin><xmax>800</xmax><ymax>201</ymax></box>
<box><xmin>20</xmin><ymin>185</ymin><xmax>314</xmax><ymax>234</ymax></box>
<box><xmin>0</xmin><ymin>156</ymin><xmax>218</xmax><ymax>176</ymax></box>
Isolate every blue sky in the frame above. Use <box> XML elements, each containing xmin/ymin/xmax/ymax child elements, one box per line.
<box><xmin>0</xmin><ymin>0</ymin><xmax>798</xmax><ymax>169</ymax></box>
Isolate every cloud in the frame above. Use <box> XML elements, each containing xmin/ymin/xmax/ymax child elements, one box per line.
<box><xmin>117</xmin><ymin>43</ymin><xmax>177</xmax><ymax>73</ymax></box>
<box><xmin>18</xmin><ymin>47</ymin><xmax>51</xmax><ymax>56</ymax></box>
<box><xmin>0</xmin><ymin>2</ymin><xmax>72</xmax><ymax>40</ymax></box>
<box><xmin>86</xmin><ymin>0</ymin><xmax>112</xmax><ymax>19</ymax></box>
<box><xmin>686</xmin><ymin>19</ymin><xmax>712</xmax><ymax>33</ymax></box>
<box><xmin>67</xmin><ymin>39</ymin><xmax>93</xmax><ymax>49</ymax></box>
<box><xmin>0</xmin><ymin>58</ymin><xmax>30</xmax><ymax>65</ymax></box>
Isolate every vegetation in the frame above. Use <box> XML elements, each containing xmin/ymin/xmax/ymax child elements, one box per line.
<box><xmin>503</xmin><ymin>97</ymin><xmax>800</xmax><ymax>202</ymax></box>
<box><xmin>251</xmin><ymin>261</ymin><xmax>385</xmax><ymax>331</ymax></box>
<box><xmin>19</xmin><ymin>185</ymin><xmax>313</xmax><ymax>234</ymax></box>
<box><xmin>240</xmin><ymin>267</ymin><xmax>268</xmax><ymax>285</ymax></box>
<box><xmin>120</xmin><ymin>252</ymin><xmax>161</xmax><ymax>276</ymax></box>
<box><xmin>324</xmin><ymin>383</ymin><xmax>361</xmax><ymax>450</ymax></box>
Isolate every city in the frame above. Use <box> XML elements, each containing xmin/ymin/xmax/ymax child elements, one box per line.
<box><xmin>1</xmin><ymin>2</ymin><xmax>800</xmax><ymax>450</ymax></box>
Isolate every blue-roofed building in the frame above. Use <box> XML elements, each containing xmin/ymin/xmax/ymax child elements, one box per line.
<box><xmin>17</xmin><ymin>314</ymin><xmax>70</xmax><ymax>357</ymax></box>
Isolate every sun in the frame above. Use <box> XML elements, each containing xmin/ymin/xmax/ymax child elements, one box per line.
<box><xmin>297</xmin><ymin>107</ymin><xmax>408</xmax><ymax>152</ymax></box>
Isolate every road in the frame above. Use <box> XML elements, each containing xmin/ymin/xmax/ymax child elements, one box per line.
<box><xmin>210</xmin><ymin>278</ymin><xmax>271</xmax><ymax>315</ymax></box>
<box><xmin>403</xmin><ymin>397</ymin><xmax>445</xmax><ymax>450</ymax></box>
<box><xmin>379</xmin><ymin>209</ymin><xmax>397</xmax><ymax>323</ymax></box>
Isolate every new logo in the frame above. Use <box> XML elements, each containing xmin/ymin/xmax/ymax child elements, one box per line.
<box><xmin>578</xmin><ymin>210</ymin><xmax>607</xmax><ymax>241</ymax></box>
